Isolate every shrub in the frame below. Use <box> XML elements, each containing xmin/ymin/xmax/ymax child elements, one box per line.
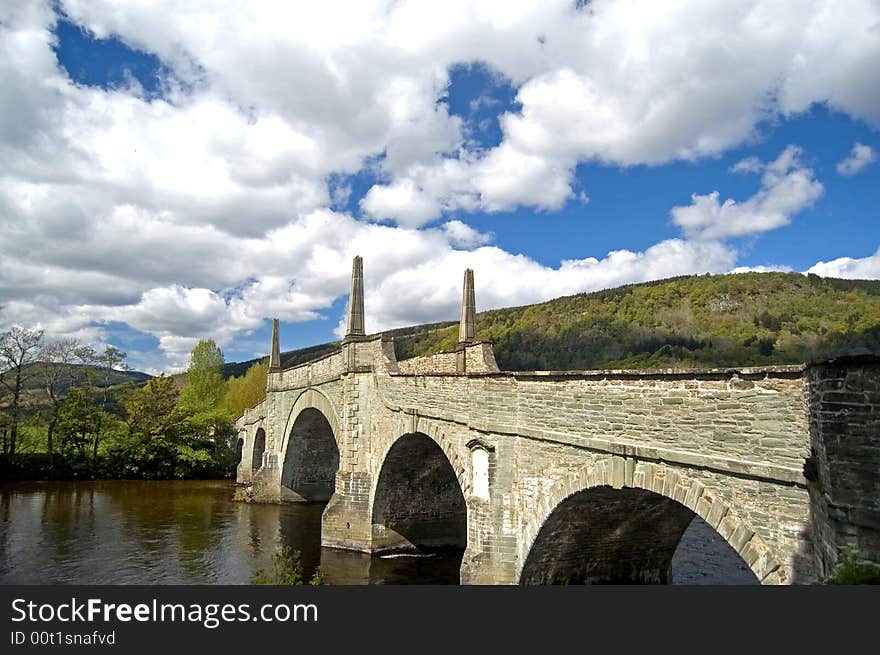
<box><xmin>826</xmin><ymin>551</ymin><xmax>880</xmax><ymax>585</ymax></box>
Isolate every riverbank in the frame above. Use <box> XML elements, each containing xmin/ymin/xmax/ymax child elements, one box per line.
<box><xmin>0</xmin><ymin>454</ymin><xmax>234</xmax><ymax>482</ymax></box>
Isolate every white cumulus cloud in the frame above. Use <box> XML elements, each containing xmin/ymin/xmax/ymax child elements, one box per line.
<box><xmin>1</xmin><ymin>1</ymin><xmax>879</xmax><ymax>370</ymax></box>
<box><xmin>836</xmin><ymin>142</ymin><xmax>877</xmax><ymax>176</ymax></box>
<box><xmin>806</xmin><ymin>247</ymin><xmax>880</xmax><ymax>279</ymax></box>
<box><xmin>670</xmin><ymin>146</ymin><xmax>824</xmax><ymax>241</ymax></box>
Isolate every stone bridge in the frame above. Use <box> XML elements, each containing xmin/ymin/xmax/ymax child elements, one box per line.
<box><xmin>234</xmin><ymin>257</ymin><xmax>880</xmax><ymax>584</ymax></box>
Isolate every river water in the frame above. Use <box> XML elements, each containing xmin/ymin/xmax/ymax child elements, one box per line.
<box><xmin>0</xmin><ymin>480</ymin><xmax>756</xmax><ymax>585</ymax></box>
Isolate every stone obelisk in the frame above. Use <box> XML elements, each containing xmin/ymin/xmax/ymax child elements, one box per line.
<box><xmin>345</xmin><ymin>255</ymin><xmax>365</xmax><ymax>339</ymax></box>
<box><xmin>456</xmin><ymin>268</ymin><xmax>476</xmax><ymax>372</ymax></box>
<box><xmin>458</xmin><ymin>268</ymin><xmax>476</xmax><ymax>345</ymax></box>
<box><xmin>268</xmin><ymin>317</ymin><xmax>281</xmax><ymax>372</ymax></box>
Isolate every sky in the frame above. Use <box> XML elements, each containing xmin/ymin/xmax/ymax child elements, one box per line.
<box><xmin>1</xmin><ymin>0</ymin><xmax>879</xmax><ymax>374</ymax></box>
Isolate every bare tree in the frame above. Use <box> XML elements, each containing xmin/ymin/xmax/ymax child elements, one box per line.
<box><xmin>0</xmin><ymin>326</ymin><xmax>44</xmax><ymax>460</ymax></box>
<box><xmin>40</xmin><ymin>338</ymin><xmax>93</xmax><ymax>464</ymax></box>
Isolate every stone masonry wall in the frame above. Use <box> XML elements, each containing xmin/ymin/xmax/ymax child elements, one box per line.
<box><xmin>805</xmin><ymin>357</ymin><xmax>880</xmax><ymax>577</ymax></box>
<box><xmin>465</xmin><ymin>342</ymin><xmax>499</xmax><ymax>372</ymax></box>
<box><xmin>379</xmin><ymin>369</ymin><xmax>810</xmax><ymax>479</ymax></box>
<box><xmin>370</xmin><ymin>433</ymin><xmax>468</xmax><ymax>553</ymax></box>
<box><xmin>396</xmin><ymin>342</ymin><xmax>500</xmax><ymax>374</ymax></box>
<box><xmin>234</xmin><ymin>399</ymin><xmax>267</xmax><ymax>485</ymax></box>
<box><xmin>274</xmin><ymin>350</ymin><xmax>345</xmax><ymax>390</ymax></box>
<box><xmin>397</xmin><ymin>351</ymin><xmax>458</xmax><ymax>374</ymax></box>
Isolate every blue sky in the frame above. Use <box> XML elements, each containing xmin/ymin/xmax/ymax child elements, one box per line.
<box><xmin>2</xmin><ymin>1</ymin><xmax>878</xmax><ymax>373</ymax></box>
<box><xmin>50</xmin><ymin>18</ymin><xmax>880</xmax><ymax>272</ymax></box>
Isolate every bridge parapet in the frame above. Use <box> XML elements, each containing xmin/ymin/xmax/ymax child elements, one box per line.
<box><xmin>396</xmin><ymin>341</ymin><xmax>499</xmax><ymax>374</ymax></box>
<box><xmin>235</xmin><ymin>397</ymin><xmax>267</xmax><ymax>429</ymax></box>
<box><xmin>266</xmin><ymin>335</ymin><xmax>404</xmax><ymax>393</ymax></box>
<box><xmin>378</xmin><ymin>365</ymin><xmax>810</xmax><ymax>482</ymax></box>
<box><xmin>273</xmin><ymin>349</ymin><xmax>346</xmax><ymax>390</ymax></box>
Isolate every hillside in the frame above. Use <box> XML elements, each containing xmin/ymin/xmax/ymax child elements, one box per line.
<box><xmin>15</xmin><ymin>363</ymin><xmax>151</xmax><ymax>395</ymax></box>
<box><xmin>0</xmin><ymin>363</ymin><xmax>151</xmax><ymax>416</ymax></box>
<box><xmin>221</xmin><ymin>342</ymin><xmax>340</xmax><ymax>378</ymax></box>
<box><xmin>228</xmin><ymin>272</ymin><xmax>880</xmax><ymax>374</ymax></box>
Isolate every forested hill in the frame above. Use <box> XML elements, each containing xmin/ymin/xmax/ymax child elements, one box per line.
<box><xmin>226</xmin><ymin>272</ymin><xmax>880</xmax><ymax>374</ymax></box>
<box><xmin>17</xmin><ymin>363</ymin><xmax>151</xmax><ymax>395</ymax></box>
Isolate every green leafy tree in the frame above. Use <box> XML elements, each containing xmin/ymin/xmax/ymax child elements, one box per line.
<box><xmin>123</xmin><ymin>372</ymin><xmax>228</xmax><ymax>478</ymax></box>
<box><xmin>179</xmin><ymin>340</ymin><xmax>225</xmax><ymax>409</ymax></box>
<box><xmin>126</xmin><ymin>375</ymin><xmax>182</xmax><ymax>441</ymax></box>
<box><xmin>124</xmin><ymin>375</ymin><xmax>190</xmax><ymax>477</ymax></box>
<box><xmin>223</xmin><ymin>359</ymin><xmax>268</xmax><ymax>418</ymax></box>
<box><xmin>55</xmin><ymin>387</ymin><xmax>103</xmax><ymax>461</ymax></box>
<box><xmin>179</xmin><ymin>340</ymin><xmax>231</xmax><ymax>434</ymax></box>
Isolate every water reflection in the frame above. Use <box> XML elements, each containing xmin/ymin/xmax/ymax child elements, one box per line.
<box><xmin>1</xmin><ymin>480</ymin><xmax>752</xmax><ymax>585</ymax></box>
<box><xmin>321</xmin><ymin>550</ymin><xmax>464</xmax><ymax>585</ymax></box>
<box><xmin>0</xmin><ymin>480</ymin><xmax>461</xmax><ymax>585</ymax></box>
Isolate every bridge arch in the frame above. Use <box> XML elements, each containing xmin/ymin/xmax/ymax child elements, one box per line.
<box><xmin>251</xmin><ymin>427</ymin><xmax>266</xmax><ymax>471</ymax></box>
<box><xmin>370</xmin><ymin>430</ymin><xmax>468</xmax><ymax>554</ymax></box>
<box><xmin>370</xmin><ymin>418</ymin><xmax>472</xmax><ymax>499</ymax></box>
<box><xmin>518</xmin><ymin>457</ymin><xmax>781</xmax><ymax>584</ymax></box>
<box><xmin>278</xmin><ymin>389</ymin><xmax>342</xmax><ymax>502</ymax></box>
<box><xmin>234</xmin><ymin>436</ymin><xmax>244</xmax><ymax>465</ymax></box>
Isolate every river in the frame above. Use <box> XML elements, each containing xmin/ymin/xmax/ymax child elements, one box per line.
<box><xmin>0</xmin><ymin>480</ymin><xmax>756</xmax><ymax>584</ymax></box>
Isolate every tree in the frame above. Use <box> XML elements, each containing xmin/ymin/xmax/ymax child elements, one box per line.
<box><xmin>0</xmin><ymin>326</ymin><xmax>44</xmax><ymax>459</ymax></box>
<box><xmin>179</xmin><ymin>340</ymin><xmax>230</xmax><ymax>434</ymax></box>
<box><xmin>179</xmin><ymin>340</ymin><xmax>225</xmax><ymax>408</ymax></box>
<box><xmin>125</xmin><ymin>372</ymin><xmax>226</xmax><ymax>478</ymax></box>
<box><xmin>223</xmin><ymin>359</ymin><xmax>268</xmax><ymax>418</ymax></box>
<box><xmin>76</xmin><ymin>345</ymin><xmax>130</xmax><ymax>463</ymax></box>
<box><xmin>39</xmin><ymin>338</ymin><xmax>92</xmax><ymax>464</ymax></box>
<box><xmin>93</xmin><ymin>346</ymin><xmax>129</xmax><ymax>461</ymax></box>
<box><xmin>124</xmin><ymin>375</ymin><xmax>189</xmax><ymax>477</ymax></box>
<box><xmin>126</xmin><ymin>375</ymin><xmax>182</xmax><ymax>442</ymax></box>
<box><xmin>55</xmin><ymin>387</ymin><xmax>103</xmax><ymax>461</ymax></box>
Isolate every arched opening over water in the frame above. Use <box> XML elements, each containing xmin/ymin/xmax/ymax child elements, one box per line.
<box><xmin>234</xmin><ymin>437</ymin><xmax>244</xmax><ymax>465</ymax></box>
<box><xmin>520</xmin><ymin>486</ymin><xmax>759</xmax><ymax>585</ymax></box>
<box><xmin>281</xmin><ymin>408</ymin><xmax>339</xmax><ymax>502</ymax></box>
<box><xmin>251</xmin><ymin>428</ymin><xmax>265</xmax><ymax>472</ymax></box>
<box><xmin>371</xmin><ymin>432</ymin><xmax>467</xmax><ymax>555</ymax></box>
